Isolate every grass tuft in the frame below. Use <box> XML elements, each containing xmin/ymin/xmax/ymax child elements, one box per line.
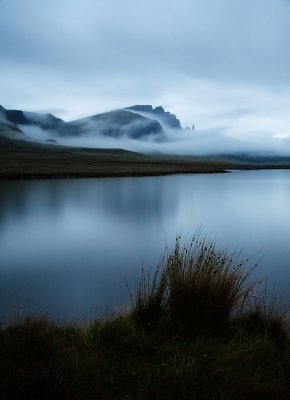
<box><xmin>166</xmin><ymin>236</ymin><xmax>258</xmax><ymax>337</ymax></box>
<box><xmin>130</xmin><ymin>234</ymin><xmax>259</xmax><ymax>338</ymax></box>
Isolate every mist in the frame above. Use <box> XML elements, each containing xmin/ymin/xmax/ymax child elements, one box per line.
<box><xmin>56</xmin><ymin>129</ymin><xmax>290</xmax><ymax>157</ymax></box>
<box><xmin>2</xmin><ymin>0</ymin><xmax>290</xmax><ymax>150</ymax></box>
<box><xmin>19</xmin><ymin>109</ymin><xmax>290</xmax><ymax>157</ymax></box>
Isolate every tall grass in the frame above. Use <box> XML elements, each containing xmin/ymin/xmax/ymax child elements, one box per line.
<box><xmin>128</xmin><ymin>263</ymin><xmax>167</xmax><ymax>329</ymax></box>
<box><xmin>166</xmin><ymin>235</ymin><xmax>258</xmax><ymax>336</ymax></box>
<box><xmin>131</xmin><ymin>234</ymin><xmax>259</xmax><ymax>337</ymax></box>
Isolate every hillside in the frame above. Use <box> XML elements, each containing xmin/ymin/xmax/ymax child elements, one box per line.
<box><xmin>60</xmin><ymin>109</ymin><xmax>163</xmax><ymax>139</ymax></box>
<box><xmin>0</xmin><ymin>130</ymin><xmax>231</xmax><ymax>178</ymax></box>
<box><xmin>1</xmin><ymin>104</ymin><xmax>290</xmax><ymax>178</ymax></box>
<box><xmin>1</xmin><ymin>104</ymin><xmax>166</xmax><ymax>141</ymax></box>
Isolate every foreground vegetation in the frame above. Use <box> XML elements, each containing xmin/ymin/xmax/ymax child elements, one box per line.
<box><xmin>0</xmin><ymin>236</ymin><xmax>289</xmax><ymax>399</ymax></box>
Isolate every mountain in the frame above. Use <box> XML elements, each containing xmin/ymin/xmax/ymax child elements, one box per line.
<box><xmin>1</xmin><ymin>104</ymin><xmax>290</xmax><ymax>169</ymax></box>
<box><xmin>0</xmin><ymin>105</ymin><xmax>67</xmax><ymax>142</ymax></box>
<box><xmin>126</xmin><ymin>105</ymin><xmax>182</xmax><ymax>129</ymax></box>
<box><xmin>4</xmin><ymin>108</ymin><xmax>65</xmax><ymax>130</ymax></box>
<box><xmin>61</xmin><ymin>109</ymin><xmax>163</xmax><ymax>139</ymax></box>
<box><xmin>0</xmin><ymin>105</ymin><xmax>169</xmax><ymax>142</ymax></box>
<box><xmin>0</xmin><ymin>105</ymin><xmax>24</xmax><ymax>139</ymax></box>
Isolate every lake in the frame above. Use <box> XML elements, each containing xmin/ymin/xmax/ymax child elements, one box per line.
<box><xmin>0</xmin><ymin>170</ymin><xmax>290</xmax><ymax>322</ymax></box>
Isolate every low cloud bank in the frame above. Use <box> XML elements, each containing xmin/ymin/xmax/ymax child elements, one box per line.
<box><xmin>4</xmin><ymin>104</ymin><xmax>290</xmax><ymax>157</ymax></box>
<box><xmin>20</xmin><ymin>121</ymin><xmax>290</xmax><ymax>157</ymax></box>
<box><xmin>56</xmin><ymin>127</ymin><xmax>290</xmax><ymax>157</ymax></box>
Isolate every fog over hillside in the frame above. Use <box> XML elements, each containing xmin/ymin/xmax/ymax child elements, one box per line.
<box><xmin>1</xmin><ymin>103</ymin><xmax>290</xmax><ymax>157</ymax></box>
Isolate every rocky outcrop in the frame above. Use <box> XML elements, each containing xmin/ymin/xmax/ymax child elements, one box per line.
<box><xmin>126</xmin><ymin>105</ymin><xmax>182</xmax><ymax>129</ymax></box>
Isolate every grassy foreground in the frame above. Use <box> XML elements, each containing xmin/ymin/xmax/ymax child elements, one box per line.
<box><xmin>0</xmin><ymin>236</ymin><xmax>289</xmax><ymax>400</ymax></box>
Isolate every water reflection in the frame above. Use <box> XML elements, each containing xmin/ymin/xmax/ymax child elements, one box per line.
<box><xmin>0</xmin><ymin>170</ymin><xmax>290</xmax><ymax>321</ymax></box>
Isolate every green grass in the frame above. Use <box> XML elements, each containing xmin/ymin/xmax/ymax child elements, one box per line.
<box><xmin>0</xmin><ymin>237</ymin><xmax>289</xmax><ymax>399</ymax></box>
<box><xmin>0</xmin><ymin>134</ymin><xmax>229</xmax><ymax>178</ymax></box>
<box><xmin>1</xmin><ymin>133</ymin><xmax>290</xmax><ymax>179</ymax></box>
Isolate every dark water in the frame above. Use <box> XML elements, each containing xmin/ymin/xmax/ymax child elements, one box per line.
<box><xmin>0</xmin><ymin>170</ymin><xmax>290</xmax><ymax>321</ymax></box>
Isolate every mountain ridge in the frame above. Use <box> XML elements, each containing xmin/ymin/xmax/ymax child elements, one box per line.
<box><xmin>126</xmin><ymin>105</ymin><xmax>182</xmax><ymax>129</ymax></box>
<box><xmin>0</xmin><ymin>104</ymin><xmax>178</xmax><ymax>142</ymax></box>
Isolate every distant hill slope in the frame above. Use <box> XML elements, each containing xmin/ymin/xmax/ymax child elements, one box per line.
<box><xmin>1</xmin><ymin>104</ymin><xmax>290</xmax><ymax>166</ymax></box>
<box><xmin>1</xmin><ymin>104</ymin><xmax>290</xmax><ymax>178</ymax></box>
<box><xmin>61</xmin><ymin>109</ymin><xmax>163</xmax><ymax>139</ymax></box>
<box><xmin>0</xmin><ymin>105</ymin><xmax>167</xmax><ymax>142</ymax></box>
<box><xmin>3</xmin><ymin>108</ymin><xmax>65</xmax><ymax>130</ymax></box>
<box><xmin>0</xmin><ymin>106</ymin><xmax>24</xmax><ymax>139</ymax></box>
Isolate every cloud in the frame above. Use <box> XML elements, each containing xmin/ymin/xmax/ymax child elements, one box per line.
<box><xmin>1</xmin><ymin>0</ymin><xmax>290</xmax><ymax>154</ymax></box>
<box><xmin>19</xmin><ymin>109</ymin><xmax>290</xmax><ymax>157</ymax></box>
<box><xmin>2</xmin><ymin>0</ymin><xmax>290</xmax><ymax>84</ymax></box>
<box><xmin>52</xmin><ymin>127</ymin><xmax>290</xmax><ymax>157</ymax></box>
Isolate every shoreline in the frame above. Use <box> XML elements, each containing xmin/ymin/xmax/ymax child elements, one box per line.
<box><xmin>1</xmin><ymin>137</ymin><xmax>290</xmax><ymax>180</ymax></box>
<box><xmin>1</xmin><ymin>164</ymin><xmax>290</xmax><ymax>180</ymax></box>
<box><xmin>0</xmin><ymin>169</ymin><xmax>228</xmax><ymax>180</ymax></box>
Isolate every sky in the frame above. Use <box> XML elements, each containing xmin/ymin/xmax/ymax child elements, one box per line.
<box><xmin>1</xmin><ymin>0</ymin><xmax>290</xmax><ymax>152</ymax></box>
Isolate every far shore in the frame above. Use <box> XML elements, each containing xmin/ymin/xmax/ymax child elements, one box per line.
<box><xmin>2</xmin><ymin>167</ymin><xmax>290</xmax><ymax>180</ymax></box>
<box><xmin>1</xmin><ymin>137</ymin><xmax>290</xmax><ymax>179</ymax></box>
<box><xmin>1</xmin><ymin>159</ymin><xmax>290</xmax><ymax>180</ymax></box>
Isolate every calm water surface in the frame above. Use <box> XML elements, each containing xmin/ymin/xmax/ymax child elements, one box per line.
<box><xmin>0</xmin><ymin>170</ymin><xmax>290</xmax><ymax>321</ymax></box>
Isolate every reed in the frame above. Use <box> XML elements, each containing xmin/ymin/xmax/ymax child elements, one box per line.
<box><xmin>131</xmin><ymin>234</ymin><xmax>259</xmax><ymax>337</ymax></box>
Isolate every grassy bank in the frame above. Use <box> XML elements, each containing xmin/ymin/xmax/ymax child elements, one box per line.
<box><xmin>1</xmin><ymin>136</ymin><xmax>290</xmax><ymax>179</ymax></box>
<box><xmin>0</xmin><ymin>136</ymin><xmax>227</xmax><ymax>178</ymax></box>
<box><xmin>0</xmin><ymin>236</ymin><xmax>289</xmax><ymax>399</ymax></box>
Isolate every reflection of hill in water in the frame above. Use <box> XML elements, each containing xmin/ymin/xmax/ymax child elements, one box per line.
<box><xmin>95</xmin><ymin>177</ymin><xmax>179</xmax><ymax>222</ymax></box>
<box><xmin>0</xmin><ymin>177</ymin><xmax>180</xmax><ymax>229</ymax></box>
<box><xmin>0</xmin><ymin>177</ymin><xmax>181</xmax><ymax>320</ymax></box>
<box><xmin>0</xmin><ymin>180</ymin><xmax>72</xmax><ymax>227</ymax></box>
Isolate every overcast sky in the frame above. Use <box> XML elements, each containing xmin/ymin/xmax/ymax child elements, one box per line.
<box><xmin>1</xmin><ymin>0</ymin><xmax>290</xmax><ymax>147</ymax></box>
